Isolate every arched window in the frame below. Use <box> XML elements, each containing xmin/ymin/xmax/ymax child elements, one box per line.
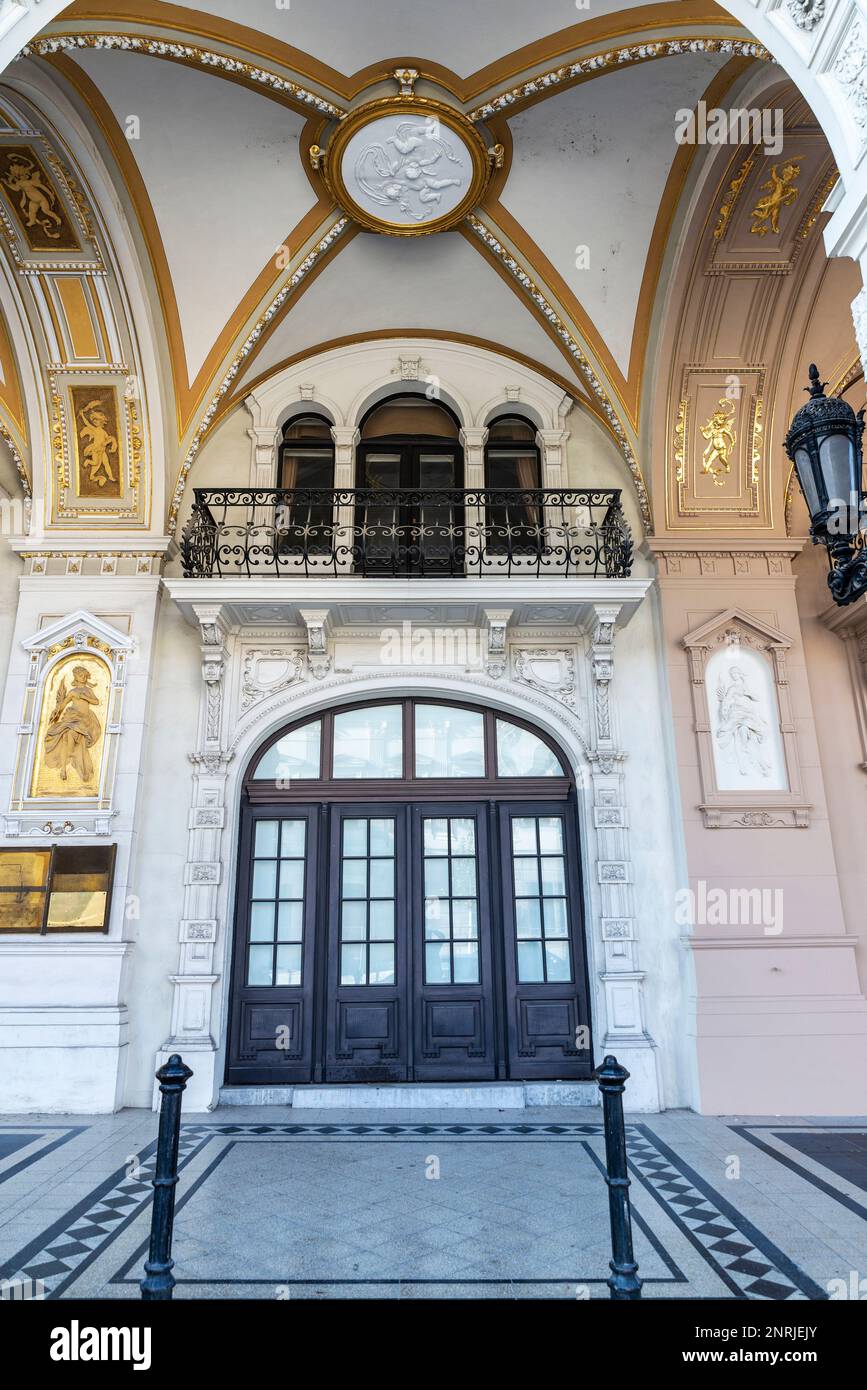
<box><xmin>227</xmin><ymin>698</ymin><xmax>591</xmax><ymax>1089</ymax></box>
<box><xmin>484</xmin><ymin>415</ymin><xmax>543</xmax><ymax>554</ymax></box>
<box><xmin>277</xmin><ymin>414</ymin><xmax>334</xmax><ymax>554</ymax></box>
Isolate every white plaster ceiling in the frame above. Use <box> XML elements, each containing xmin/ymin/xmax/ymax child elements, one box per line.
<box><xmin>233</xmin><ymin>230</ymin><xmax>583</xmax><ymax>397</ymax></box>
<box><xmin>175</xmin><ymin>0</ymin><xmax>660</xmax><ymax>77</ymax></box>
<box><xmin>501</xmin><ymin>52</ymin><xmax>728</xmax><ymax>376</ymax></box>
<box><xmin>68</xmin><ymin>48</ymin><xmax>317</xmax><ymax>382</ymax></box>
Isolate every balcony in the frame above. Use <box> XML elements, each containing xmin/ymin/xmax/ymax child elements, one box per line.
<box><xmin>180</xmin><ymin>487</ymin><xmax>633</xmax><ymax>579</ymax></box>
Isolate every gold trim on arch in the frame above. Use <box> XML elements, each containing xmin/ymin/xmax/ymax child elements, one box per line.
<box><xmin>47</xmin><ymin>52</ymin><xmax>338</xmax><ymax>442</ymax></box>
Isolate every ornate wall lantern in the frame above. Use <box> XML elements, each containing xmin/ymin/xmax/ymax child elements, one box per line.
<box><xmin>785</xmin><ymin>364</ymin><xmax>866</xmax><ymax>606</ymax></box>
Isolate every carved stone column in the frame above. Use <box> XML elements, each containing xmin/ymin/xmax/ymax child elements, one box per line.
<box><xmin>331</xmin><ymin>427</ymin><xmax>359</xmax><ymax>573</ymax></box>
<box><xmin>155</xmin><ymin>606</ymin><xmax>232</xmax><ymax>1109</ymax></box>
<box><xmin>587</xmin><ymin>602</ymin><xmax>659</xmax><ymax>1107</ymax></box>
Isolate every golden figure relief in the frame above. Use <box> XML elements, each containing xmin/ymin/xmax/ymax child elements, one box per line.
<box><xmin>749</xmin><ymin>159</ymin><xmax>801</xmax><ymax>236</ymax></box>
<box><xmin>700</xmin><ymin>398</ymin><xmax>737</xmax><ymax>487</ymax></box>
<box><xmin>70</xmin><ymin>385</ymin><xmax>122</xmax><ymax>499</ymax></box>
<box><xmin>30</xmin><ymin>654</ymin><xmax>109</xmax><ymax>799</ymax></box>
<box><xmin>0</xmin><ymin>145</ymin><xmax>80</xmax><ymax>252</ymax></box>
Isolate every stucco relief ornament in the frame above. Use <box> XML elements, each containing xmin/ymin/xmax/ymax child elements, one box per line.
<box><xmin>787</xmin><ymin>0</ymin><xmax>824</xmax><ymax>30</ymax></box>
<box><xmin>714</xmin><ymin>666</ymin><xmax>772</xmax><ymax>780</ymax></box>
<box><xmin>833</xmin><ymin>18</ymin><xmax>867</xmax><ymax>129</ymax></box>
<box><xmin>852</xmin><ymin>288</ymin><xmax>867</xmax><ymax>375</ymax></box>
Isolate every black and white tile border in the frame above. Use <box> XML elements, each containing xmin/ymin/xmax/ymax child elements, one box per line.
<box><xmin>0</xmin><ymin>1121</ymin><xmax>826</xmax><ymax>1300</ymax></box>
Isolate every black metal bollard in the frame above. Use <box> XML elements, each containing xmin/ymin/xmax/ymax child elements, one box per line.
<box><xmin>140</xmin><ymin>1054</ymin><xmax>193</xmax><ymax>1301</ymax></box>
<box><xmin>594</xmin><ymin>1053</ymin><xmax>642</xmax><ymax>1300</ymax></box>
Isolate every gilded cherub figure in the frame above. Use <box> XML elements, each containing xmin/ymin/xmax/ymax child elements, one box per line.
<box><xmin>700</xmin><ymin>398</ymin><xmax>737</xmax><ymax>486</ymax></box>
<box><xmin>78</xmin><ymin>399</ymin><xmax>119</xmax><ymax>488</ymax></box>
<box><xmin>750</xmin><ymin>160</ymin><xmax>801</xmax><ymax>236</ymax></box>
<box><xmin>1</xmin><ymin>155</ymin><xmax>63</xmax><ymax>239</ymax></box>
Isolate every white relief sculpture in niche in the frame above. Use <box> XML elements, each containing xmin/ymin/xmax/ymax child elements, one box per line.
<box><xmin>706</xmin><ymin>645</ymin><xmax>787</xmax><ymax>792</ymax></box>
<box><xmin>343</xmin><ymin>115</ymin><xmax>473</xmax><ymax>225</ymax></box>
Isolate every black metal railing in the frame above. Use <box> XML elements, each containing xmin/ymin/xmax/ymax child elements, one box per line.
<box><xmin>180</xmin><ymin>487</ymin><xmax>633</xmax><ymax>579</ymax></box>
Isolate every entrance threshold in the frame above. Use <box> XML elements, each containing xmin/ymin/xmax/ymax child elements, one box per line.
<box><xmin>218</xmin><ymin>1081</ymin><xmax>598</xmax><ymax>1109</ymax></box>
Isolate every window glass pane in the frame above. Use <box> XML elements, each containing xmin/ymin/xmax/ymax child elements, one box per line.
<box><xmin>253</xmin><ymin>722</ymin><xmax>321</xmax><ymax>780</ymax></box>
<box><xmin>279</xmin><ymin>859</ymin><xmax>305</xmax><ymax>900</ymax></box>
<box><xmin>254</xmin><ymin>821</ymin><xmax>279</xmax><ymax>857</ymax></box>
<box><xmin>333</xmin><ymin>705</ymin><xmax>403</xmax><ymax>778</ymax></box>
<box><xmin>252</xmin><ymin>860</ymin><xmax>277</xmax><ymax>898</ymax></box>
<box><xmin>424</xmin><ymin>898</ymin><xmax>448</xmax><ymax>938</ymax></box>
<box><xmin>415</xmin><ymin>705</ymin><xmax>485</xmax><ymax>778</ymax></box>
<box><xmin>369</xmin><ymin>943</ymin><xmax>395</xmax><ymax>985</ymax></box>
<box><xmin>280</xmin><ymin>821</ymin><xmax>306</xmax><ymax>858</ymax></box>
<box><xmin>248</xmin><ymin>944</ymin><xmax>273</xmax><ymax>986</ymax></box>
<box><xmin>425</xmin><ymin>857</ymin><xmax>449</xmax><ymax>897</ymax></box>
<box><xmin>341</xmin><ymin>943</ymin><xmax>366</xmax><ymax>985</ymax></box>
<box><xmin>513</xmin><ymin>857</ymin><xmax>539</xmax><ymax>897</ymax></box>
<box><xmin>277</xmin><ymin>901</ymin><xmax>303</xmax><ymax>941</ymax></box>
<box><xmin>517</xmin><ymin>941</ymin><xmax>544</xmax><ymax>983</ymax></box>
<box><xmin>450</xmin><ymin>819</ymin><xmax>475</xmax><ymax>854</ymax></box>
<box><xmin>545</xmin><ymin>941</ymin><xmax>571</xmax><ymax>981</ymax></box>
<box><xmin>341</xmin><ymin>901</ymin><xmax>366</xmax><ymax>940</ymax></box>
<box><xmin>451</xmin><ymin>857</ymin><xmax>476</xmax><ymax>896</ymax></box>
<box><xmin>453</xmin><ymin>942</ymin><xmax>479</xmax><ymax>984</ymax></box>
<box><xmin>423</xmin><ymin>818</ymin><xmax>449</xmax><ymax>854</ymax></box>
<box><xmin>511</xmin><ymin>818</ymin><xmax>537</xmax><ymax>853</ymax></box>
<box><xmin>515</xmin><ymin>898</ymin><xmax>541</xmax><ymax>939</ymax></box>
<box><xmin>369</xmin><ymin>899</ymin><xmax>395</xmax><ymax>939</ymax></box>
<box><xmin>496</xmin><ymin>720</ymin><xmax>563</xmax><ymax>777</ymax></box>
<box><xmin>451</xmin><ymin>899</ymin><xmax>478</xmax><ymax>939</ymax></box>
<box><xmin>250</xmin><ymin>903</ymin><xmax>274</xmax><ymax>942</ymax></box>
<box><xmin>343</xmin><ymin>819</ymin><xmax>367</xmax><ymax>856</ymax></box>
<box><xmin>426</xmin><ymin>942</ymin><xmax>450</xmax><ymax>983</ymax></box>
<box><xmin>275</xmin><ymin>945</ymin><xmax>302</xmax><ymax>986</ymax></box>
<box><xmin>369</xmin><ymin>858</ymin><xmax>394</xmax><ymax>898</ymax></box>
<box><xmin>369</xmin><ymin>819</ymin><xmax>395</xmax><ymax>855</ymax></box>
<box><xmin>541</xmin><ymin>857</ymin><xmax>566</xmax><ymax>897</ymax></box>
<box><xmin>543</xmin><ymin>898</ymin><xmax>568</xmax><ymax>937</ymax></box>
<box><xmin>538</xmin><ymin>818</ymin><xmax>564</xmax><ymax>854</ymax></box>
<box><xmin>341</xmin><ymin>858</ymin><xmax>367</xmax><ymax>898</ymax></box>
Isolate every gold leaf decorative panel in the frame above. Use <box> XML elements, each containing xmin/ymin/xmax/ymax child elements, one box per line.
<box><xmin>29</xmin><ymin>652</ymin><xmax>111</xmax><ymax>800</ymax></box>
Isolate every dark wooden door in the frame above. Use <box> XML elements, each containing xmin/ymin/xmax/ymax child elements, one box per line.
<box><xmin>411</xmin><ymin>803</ymin><xmax>496</xmax><ymax>1080</ymax></box>
<box><xmin>227</xmin><ymin>792</ymin><xmax>592</xmax><ymax>1085</ymax></box>
<box><xmin>356</xmin><ymin>441</ymin><xmax>464</xmax><ymax>574</ymax></box>
<box><xmin>498</xmin><ymin>801</ymin><xmax>593</xmax><ymax>1080</ymax></box>
<box><xmin>324</xmin><ymin>805</ymin><xmax>409</xmax><ymax>1081</ymax></box>
<box><xmin>225</xmin><ymin>806</ymin><xmax>319</xmax><ymax>1086</ymax></box>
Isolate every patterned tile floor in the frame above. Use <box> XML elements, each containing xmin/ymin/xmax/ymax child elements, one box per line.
<box><xmin>0</xmin><ymin>1106</ymin><xmax>865</xmax><ymax>1300</ymax></box>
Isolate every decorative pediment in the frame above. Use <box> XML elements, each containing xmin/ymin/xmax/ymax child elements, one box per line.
<box><xmin>682</xmin><ymin>608</ymin><xmax>792</xmax><ymax>653</ymax></box>
<box><xmin>21</xmin><ymin>610</ymin><xmax>136</xmax><ymax>659</ymax></box>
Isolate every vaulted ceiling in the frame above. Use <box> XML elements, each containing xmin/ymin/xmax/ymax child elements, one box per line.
<box><xmin>0</xmin><ymin>0</ymin><xmax>854</xmax><ymax>535</ymax></box>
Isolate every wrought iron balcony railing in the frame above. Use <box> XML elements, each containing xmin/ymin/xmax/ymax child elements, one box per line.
<box><xmin>180</xmin><ymin>487</ymin><xmax>633</xmax><ymax>579</ymax></box>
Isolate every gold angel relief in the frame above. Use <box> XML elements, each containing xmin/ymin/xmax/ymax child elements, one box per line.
<box><xmin>30</xmin><ymin>654</ymin><xmax>109</xmax><ymax>799</ymax></box>
<box><xmin>699</xmin><ymin>398</ymin><xmax>737</xmax><ymax>487</ymax></box>
<box><xmin>750</xmin><ymin>159</ymin><xmax>801</xmax><ymax>237</ymax></box>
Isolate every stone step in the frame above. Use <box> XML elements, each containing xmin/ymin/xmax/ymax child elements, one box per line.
<box><xmin>218</xmin><ymin>1081</ymin><xmax>598</xmax><ymax>1109</ymax></box>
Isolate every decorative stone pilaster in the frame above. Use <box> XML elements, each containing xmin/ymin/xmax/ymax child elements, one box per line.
<box><xmin>483</xmin><ymin>608</ymin><xmax>512</xmax><ymax>679</ymax></box>
<box><xmin>247</xmin><ymin>424</ymin><xmax>278</xmax><ymax>487</ymax></box>
<box><xmin>300</xmin><ymin>608</ymin><xmax>332</xmax><ymax>680</ymax></box>
<box><xmin>587</xmin><ymin>602</ymin><xmax>659</xmax><ymax>1106</ymax></box>
<box><xmin>536</xmin><ymin>427</ymin><xmax>570</xmax><ymax>487</ymax></box>
<box><xmin>459</xmin><ymin>426</ymin><xmax>488</xmax><ymax>488</ymax></box>
<box><xmin>330</xmin><ymin>426</ymin><xmax>360</xmax><ymax>488</ymax></box>
<box><xmin>156</xmin><ymin>606</ymin><xmax>232</xmax><ymax>1109</ymax></box>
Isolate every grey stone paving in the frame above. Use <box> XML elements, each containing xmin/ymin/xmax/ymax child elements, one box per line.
<box><xmin>0</xmin><ymin>1105</ymin><xmax>865</xmax><ymax>1299</ymax></box>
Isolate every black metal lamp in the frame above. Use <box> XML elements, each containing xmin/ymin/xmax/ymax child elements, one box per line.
<box><xmin>785</xmin><ymin>364</ymin><xmax>866</xmax><ymax>606</ymax></box>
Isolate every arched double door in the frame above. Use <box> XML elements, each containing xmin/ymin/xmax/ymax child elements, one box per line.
<box><xmin>226</xmin><ymin>699</ymin><xmax>592</xmax><ymax>1086</ymax></box>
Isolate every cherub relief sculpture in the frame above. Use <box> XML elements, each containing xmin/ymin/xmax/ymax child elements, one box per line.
<box><xmin>43</xmin><ymin>664</ymin><xmax>102</xmax><ymax>785</ymax></box>
<box><xmin>354</xmin><ymin>119</ymin><xmax>464</xmax><ymax>221</ymax></box>
<box><xmin>1</xmin><ymin>153</ymin><xmax>64</xmax><ymax>240</ymax></box>
<box><xmin>77</xmin><ymin>398</ymin><xmax>119</xmax><ymax>488</ymax></box>
<box><xmin>750</xmin><ymin>160</ymin><xmax>801</xmax><ymax>236</ymax></box>
<box><xmin>700</xmin><ymin>397</ymin><xmax>737</xmax><ymax>485</ymax></box>
<box><xmin>714</xmin><ymin>665</ymin><xmax>773</xmax><ymax>780</ymax></box>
